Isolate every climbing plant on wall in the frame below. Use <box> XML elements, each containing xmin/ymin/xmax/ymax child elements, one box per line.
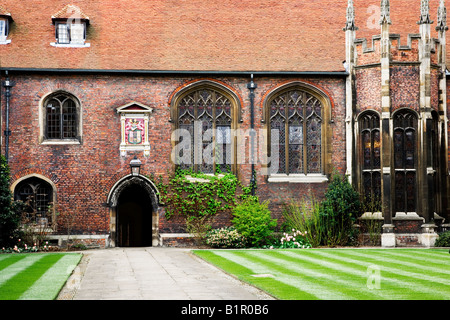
<box><xmin>155</xmin><ymin>169</ymin><xmax>252</xmax><ymax>242</ymax></box>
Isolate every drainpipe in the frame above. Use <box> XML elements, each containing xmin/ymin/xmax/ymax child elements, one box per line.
<box><xmin>2</xmin><ymin>71</ymin><xmax>14</xmax><ymax>163</ymax></box>
<box><xmin>247</xmin><ymin>74</ymin><xmax>257</xmax><ymax>195</ymax></box>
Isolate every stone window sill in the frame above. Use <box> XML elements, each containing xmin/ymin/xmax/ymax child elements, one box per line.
<box><xmin>185</xmin><ymin>174</ymin><xmax>225</xmax><ymax>183</ymax></box>
<box><xmin>50</xmin><ymin>42</ymin><xmax>90</xmax><ymax>48</ymax></box>
<box><xmin>41</xmin><ymin>139</ymin><xmax>81</xmax><ymax>145</ymax></box>
<box><xmin>268</xmin><ymin>174</ymin><xmax>328</xmax><ymax>183</ymax></box>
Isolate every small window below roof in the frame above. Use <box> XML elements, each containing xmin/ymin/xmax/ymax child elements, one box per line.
<box><xmin>54</xmin><ymin>22</ymin><xmax>87</xmax><ymax>45</ymax></box>
<box><xmin>0</xmin><ymin>6</ymin><xmax>13</xmax><ymax>44</ymax></box>
<box><xmin>50</xmin><ymin>5</ymin><xmax>90</xmax><ymax>48</ymax></box>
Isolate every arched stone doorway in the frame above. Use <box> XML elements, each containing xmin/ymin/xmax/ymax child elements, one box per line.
<box><xmin>107</xmin><ymin>175</ymin><xmax>161</xmax><ymax>247</ymax></box>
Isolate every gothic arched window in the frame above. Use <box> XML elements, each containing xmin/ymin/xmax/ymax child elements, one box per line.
<box><xmin>44</xmin><ymin>92</ymin><xmax>79</xmax><ymax>140</ymax></box>
<box><xmin>268</xmin><ymin>89</ymin><xmax>324</xmax><ymax>175</ymax></box>
<box><xmin>14</xmin><ymin>177</ymin><xmax>53</xmax><ymax>226</ymax></box>
<box><xmin>393</xmin><ymin>110</ymin><xmax>418</xmax><ymax>213</ymax></box>
<box><xmin>173</xmin><ymin>84</ymin><xmax>237</xmax><ymax>173</ymax></box>
<box><xmin>359</xmin><ymin>111</ymin><xmax>381</xmax><ymax>210</ymax></box>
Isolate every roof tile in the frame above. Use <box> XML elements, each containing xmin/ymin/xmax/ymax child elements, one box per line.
<box><xmin>0</xmin><ymin>0</ymin><xmax>447</xmax><ymax>72</ymax></box>
<box><xmin>51</xmin><ymin>4</ymin><xmax>89</xmax><ymax>20</ymax></box>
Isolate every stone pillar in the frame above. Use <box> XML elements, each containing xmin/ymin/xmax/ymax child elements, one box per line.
<box><xmin>437</xmin><ymin>0</ymin><xmax>450</xmax><ymax>229</ymax></box>
<box><xmin>421</xmin><ymin>223</ymin><xmax>439</xmax><ymax>247</ymax></box>
<box><xmin>418</xmin><ymin>0</ymin><xmax>438</xmax><ymax>231</ymax></box>
<box><xmin>379</xmin><ymin>0</ymin><xmax>395</xmax><ymax>247</ymax></box>
<box><xmin>343</xmin><ymin>0</ymin><xmax>357</xmax><ymax>184</ymax></box>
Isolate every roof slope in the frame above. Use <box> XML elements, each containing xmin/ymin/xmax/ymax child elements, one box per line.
<box><xmin>51</xmin><ymin>4</ymin><xmax>89</xmax><ymax>20</ymax></box>
<box><xmin>0</xmin><ymin>0</ymin><xmax>447</xmax><ymax>72</ymax></box>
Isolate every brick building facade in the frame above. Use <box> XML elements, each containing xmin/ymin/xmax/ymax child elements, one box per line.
<box><xmin>1</xmin><ymin>0</ymin><xmax>449</xmax><ymax>247</ymax></box>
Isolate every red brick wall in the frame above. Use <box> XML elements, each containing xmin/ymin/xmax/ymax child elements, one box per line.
<box><xmin>356</xmin><ymin>67</ymin><xmax>381</xmax><ymax>113</ymax></box>
<box><xmin>2</xmin><ymin>73</ymin><xmax>346</xmax><ymax>235</ymax></box>
<box><xmin>390</xmin><ymin>65</ymin><xmax>420</xmax><ymax>112</ymax></box>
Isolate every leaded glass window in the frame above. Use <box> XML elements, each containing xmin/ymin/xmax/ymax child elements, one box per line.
<box><xmin>57</xmin><ymin>23</ymin><xmax>70</xmax><ymax>44</ymax></box>
<box><xmin>45</xmin><ymin>93</ymin><xmax>78</xmax><ymax>140</ymax></box>
<box><xmin>359</xmin><ymin>112</ymin><xmax>381</xmax><ymax>210</ymax></box>
<box><xmin>15</xmin><ymin>178</ymin><xmax>53</xmax><ymax>226</ymax></box>
<box><xmin>0</xmin><ymin>19</ymin><xmax>6</xmax><ymax>41</ymax></box>
<box><xmin>430</xmin><ymin>111</ymin><xmax>440</xmax><ymax>214</ymax></box>
<box><xmin>269</xmin><ymin>90</ymin><xmax>323</xmax><ymax>174</ymax></box>
<box><xmin>176</xmin><ymin>88</ymin><xmax>233</xmax><ymax>173</ymax></box>
<box><xmin>393</xmin><ymin>111</ymin><xmax>417</xmax><ymax>213</ymax></box>
<box><xmin>56</xmin><ymin>22</ymin><xmax>86</xmax><ymax>45</ymax></box>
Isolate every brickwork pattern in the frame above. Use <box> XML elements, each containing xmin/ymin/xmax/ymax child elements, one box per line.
<box><xmin>3</xmin><ymin>74</ymin><xmax>346</xmax><ymax>236</ymax></box>
<box><xmin>390</xmin><ymin>65</ymin><xmax>420</xmax><ymax>112</ymax></box>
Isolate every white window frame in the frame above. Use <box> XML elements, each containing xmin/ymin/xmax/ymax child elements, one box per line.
<box><xmin>0</xmin><ymin>18</ymin><xmax>11</xmax><ymax>44</ymax></box>
<box><xmin>51</xmin><ymin>21</ymin><xmax>90</xmax><ymax>48</ymax></box>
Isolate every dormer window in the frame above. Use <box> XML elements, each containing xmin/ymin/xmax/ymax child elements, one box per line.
<box><xmin>55</xmin><ymin>21</ymin><xmax>86</xmax><ymax>45</ymax></box>
<box><xmin>0</xmin><ymin>19</ymin><xmax>7</xmax><ymax>41</ymax></box>
<box><xmin>51</xmin><ymin>5</ymin><xmax>90</xmax><ymax>47</ymax></box>
<box><xmin>0</xmin><ymin>5</ymin><xmax>13</xmax><ymax>44</ymax></box>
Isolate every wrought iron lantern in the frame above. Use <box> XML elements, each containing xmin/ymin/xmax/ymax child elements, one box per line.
<box><xmin>130</xmin><ymin>156</ymin><xmax>142</xmax><ymax>176</ymax></box>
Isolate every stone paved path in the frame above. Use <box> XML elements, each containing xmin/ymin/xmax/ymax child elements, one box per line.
<box><xmin>57</xmin><ymin>247</ymin><xmax>274</xmax><ymax>300</ymax></box>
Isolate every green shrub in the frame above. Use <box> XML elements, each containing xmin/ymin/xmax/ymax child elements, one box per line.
<box><xmin>282</xmin><ymin>197</ymin><xmax>323</xmax><ymax>247</ymax></box>
<box><xmin>0</xmin><ymin>155</ymin><xmax>23</xmax><ymax>248</ymax></box>
<box><xmin>231</xmin><ymin>197</ymin><xmax>277</xmax><ymax>247</ymax></box>
<box><xmin>282</xmin><ymin>171</ymin><xmax>362</xmax><ymax>247</ymax></box>
<box><xmin>320</xmin><ymin>172</ymin><xmax>362</xmax><ymax>246</ymax></box>
<box><xmin>435</xmin><ymin>231</ymin><xmax>450</xmax><ymax>247</ymax></box>
<box><xmin>205</xmin><ymin>227</ymin><xmax>246</xmax><ymax>248</ymax></box>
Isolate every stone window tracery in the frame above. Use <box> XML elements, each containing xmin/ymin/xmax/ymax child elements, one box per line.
<box><xmin>358</xmin><ymin>111</ymin><xmax>381</xmax><ymax>210</ymax></box>
<box><xmin>175</xmin><ymin>87</ymin><xmax>234</xmax><ymax>174</ymax></box>
<box><xmin>268</xmin><ymin>89</ymin><xmax>323</xmax><ymax>175</ymax></box>
<box><xmin>393</xmin><ymin>110</ymin><xmax>418</xmax><ymax>213</ymax></box>
<box><xmin>14</xmin><ymin>178</ymin><xmax>53</xmax><ymax>226</ymax></box>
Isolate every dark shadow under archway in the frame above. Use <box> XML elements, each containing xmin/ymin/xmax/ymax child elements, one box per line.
<box><xmin>117</xmin><ymin>183</ymin><xmax>153</xmax><ymax>247</ymax></box>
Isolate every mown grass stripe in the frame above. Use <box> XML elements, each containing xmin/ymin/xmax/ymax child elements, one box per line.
<box><xmin>375</xmin><ymin>250</ymin><xmax>450</xmax><ymax>271</ymax></box>
<box><xmin>210</xmin><ymin>250</ymin><xmax>319</xmax><ymax>299</ymax></box>
<box><xmin>0</xmin><ymin>254</ymin><xmax>63</xmax><ymax>300</ymax></box>
<box><xmin>338</xmin><ymin>250</ymin><xmax>450</xmax><ymax>286</ymax></box>
<box><xmin>195</xmin><ymin>251</ymin><xmax>307</xmax><ymax>300</ymax></box>
<box><xmin>197</xmin><ymin>249</ymin><xmax>450</xmax><ymax>300</ymax></box>
<box><xmin>0</xmin><ymin>255</ymin><xmax>14</xmax><ymax>262</ymax></box>
<box><xmin>359</xmin><ymin>250</ymin><xmax>450</xmax><ymax>275</ymax></box>
<box><xmin>382</xmin><ymin>250</ymin><xmax>450</xmax><ymax>267</ymax></box>
<box><xmin>398</xmin><ymin>249</ymin><xmax>450</xmax><ymax>259</ymax></box>
<box><xmin>309</xmin><ymin>250</ymin><xmax>450</xmax><ymax>299</ymax></box>
<box><xmin>272</xmin><ymin>250</ymin><xmax>398</xmax><ymax>300</ymax></box>
<box><xmin>253</xmin><ymin>250</ymin><xmax>384</xmax><ymax>300</ymax></box>
<box><xmin>0</xmin><ymin>255</ymin><xmax>29</xmax><ymax>272</ymax></box>
<box><xmin>233</xmin><ymin>250</ymin><xmax>343</xmax><ymax>300</ymax></box>
<box><xmin>286</xmin><ymin>249</ymin><xmax>439</xmax><ymax>299</ymax></box>
<box><xmin>0</xmin><ymin>255</ymin><xmax>44</xmax><ymax>286</ymax></box>
<box><xmin>214</xmin><ymin>250</ymin><xmax>349</xmax><ymax>300</ymax></box>
<box><xmin>19</xmin><ymin>254</ymin><xmax>82</xmax><ymax>300</ymax></box>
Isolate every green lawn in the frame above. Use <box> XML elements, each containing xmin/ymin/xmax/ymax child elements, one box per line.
<box><xmin>193</xmin><ymin>248</ymin><xmax>450</xmax><ymax>300</ymax></box>
<box><xmin>0</xmin><ymin>253</ymin><xmax>82</xmax><ymax>300</ymax></box>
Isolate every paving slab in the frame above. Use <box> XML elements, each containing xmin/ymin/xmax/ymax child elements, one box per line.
<box><xmin>57</xmin><ymin>247</ymin><xmax>274</xmax><ymax>300</ymax></box>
